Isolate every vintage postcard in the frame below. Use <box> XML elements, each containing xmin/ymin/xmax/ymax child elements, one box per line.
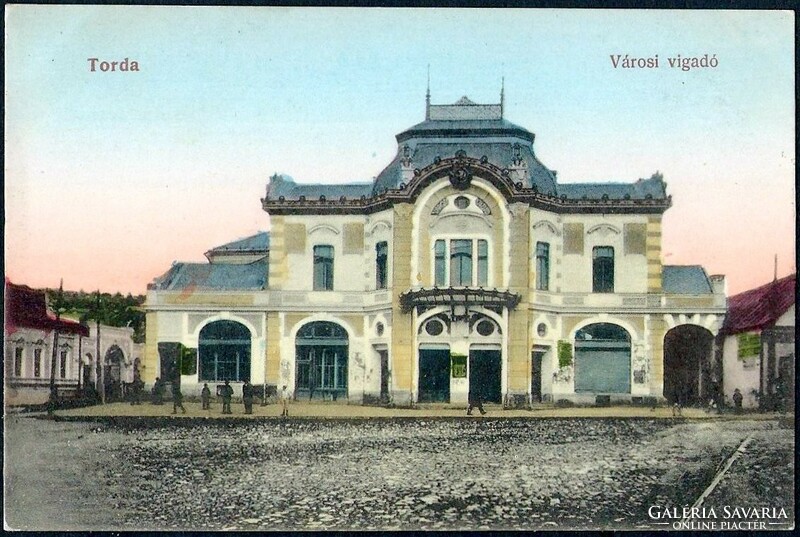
<box><xmin>4</xmin><ymin>5</ymin><xmax>795</xmax><ymax>532</ymax></box>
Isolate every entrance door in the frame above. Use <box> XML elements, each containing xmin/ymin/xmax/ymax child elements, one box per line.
<box><xmin>378</xmin><ymin>350</ymin><xmax>389</xmax><ymax>403</ymax></box>
<box><xmin>418</xmin><ymin>349</ymin><xmax>450</xmax><ymax>402</ymax></box>
<box><xmin>531</xmin><ymin>351</ymin><xmax>544</xmax><ymax>403</ymax></box>
<box><xmin>469</xmin><ymin>349</ymin><xmax>501</xmax><ymax>403</ymax></box>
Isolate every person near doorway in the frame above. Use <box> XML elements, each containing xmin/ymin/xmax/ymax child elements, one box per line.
<box><xmin>242</xmin><ymin>381</ymin><xmax>254</xmax><ymax>414</ymax></box>
<box><xmin>172</xmin><ymin>383</ymin><xmax>186</xmax><ymax>414</ymax></box>
<box><xmin>130</xmin><ymin>377</ymin><xmax>144</xmax><ymax>405</ymax></box>
<box><xmin>732</xmin><ymin>388</ymin><xmax>743</xmax><ymax>414</ymax></box>
<box><xmin>221</xmin><ymin>380</ymin><xmax>234</xmax><ymax>414</ymax></box>
<box><xmin>152</xmin><ymin>377</ymin><xmax>165</xmax><ymax>405</ymax></box>
<box><xmin>201</xmin><ymin>383</ymin><xmax>211</xmax><ymax>410</ymax></box>
<box><xmin>467</xmin><ymin>388</ymin><xmax>486</xmax><ymax>416</ymax></box>
<box><xmin>280</xmin><ymin>385</ymin><xmax>290</xmax><ymax>418</ymax></box>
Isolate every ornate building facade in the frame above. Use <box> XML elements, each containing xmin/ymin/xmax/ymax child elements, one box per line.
<box><xmin>145</xmin><ymin>95</ymin><xmax>726</xmax><ymax>406</ymax></box>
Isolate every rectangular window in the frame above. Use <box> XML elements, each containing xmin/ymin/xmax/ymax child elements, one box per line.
<box><xmin>34</xmin><ymin>348</ymin><xmax>42</xmax><ymax>378</ymax></box>
<box><xmin>477</xmin><ymin>240</ymin><xmax>488</xmax><ymax>286</ymax></box>
<box><xmin>60</xmin><ymin>350</ymin><xmax>68</xmax><ymax>378</ymax></box>
<box><xmin>434</xmin><ymin>240</ymin><xmax>446</xmax><ymax>286</ymax></box>
<box><xmin>536</xmin><ymin>242</ymin><xmax>550</xmax><ymax>291</ymax></box>
<box><xmin>313</xmin><ymin>245</ymin><xmax>334</xmax><ymax>291</ymax></box>
<box><xmin>592</xmin><ymin>246</ymin><xmax>614</xmax><ymax>293</ymax></box>
<box><xmin>450</xmin><ymin>239</ymin><xmax>473</xmax><ymax>286</ymax></box>
<box><xmin>14</xmin><ymin>348</ymin><xmax>23</xmax><ymax>377</ymax></box>
<box><xmin>376</xmin><ymin>241</ymin><xmax>388</xmax><ymax>290</ymax></box>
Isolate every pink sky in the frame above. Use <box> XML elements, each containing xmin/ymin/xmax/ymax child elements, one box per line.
<box><xmin>4</xmin><ymin>7</ymin><xmax>794</xmax><ymax>297</ymax></box>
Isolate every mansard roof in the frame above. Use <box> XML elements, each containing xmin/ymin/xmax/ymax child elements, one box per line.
<box><xmin>558</xmin><ymin>174</ymin><xmax>668</xmax><ymax>201</ymax></box>
<box><xmin>662</xmin><ymin>265</ymin><xmax>714</xmax><ymax>295</ymax></box>
<box><xmin>261</xmin><ymin>95</ymin><xmax>671</xmax><ymax>214</ymax></box>
<box><xmin>148</xmin><ymin>260</ymin><xmax>268</xmax><ymax>291</ymax></box>
<box><xmin>205</xmin><ymin>231</ymin><xmax>270</xmax><ymax>256</ymax></box>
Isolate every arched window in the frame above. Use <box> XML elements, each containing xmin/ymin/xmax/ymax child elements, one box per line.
<box><xmin>574</xmin><ymin>323</ymin><xmax>631</xmax><ymax>394</ymax></box>
<box><xmin>295</xmin><ymin>321</ymin><xmax>348</xmax><ymax>399</ymax></box>
<box><xmin>536</xmin><ymin>242</ymin><xmax>550</xmax><ymax>291</ymax></box>
<box><xmin>199</xmin><ymin>321</ymin><xmax>251</xmax><ymax>382</ymax></box>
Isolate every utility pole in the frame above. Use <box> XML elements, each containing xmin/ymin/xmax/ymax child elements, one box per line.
<box><xmin>47</xmin><ymin>280</ymin><xmax>64</xmax><ymax>416</ymax></box>
<box><xmin>95</xmin><ymin>290</ymin><xmax>105</xmax><ymax>404</ymax></box>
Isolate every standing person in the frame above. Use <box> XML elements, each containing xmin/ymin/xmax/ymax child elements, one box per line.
<box><xmin>242</xmin><ymin>381</ymin><xmax>254</xmax><ymax>414</ymax></box>
<box><xmin>201</xmin><ymin>383</ymin><xmax>211</xmax><ymax>410</ymax></box>
<box><xmin>171</xmin><ymin>382</ymin><xmax>186</xmax><ymax>414</ymax></box>
<box><xmin>466</xmin><ymin>388</ymin><xmax>486</xmax><ymax>416</ymax></box>
<box><xmin>280</xmin><ymin>385</ymin><xmax>290</xmax><ymax>418</ymax></box>
<box><xmin>775</xmin><ymin>374</ymin><xmax>787</xmax><ymax>414</ymax></box>
<box><xmin>732</xmin><ymin>388</ymin><xmax>743</xmax><ymax>414</ymax></box>
<box><xmin>130</xmin><ymin>377</ymin><xmax>143</xmax><ymax>406</ymax></box>
<box><xmin>152</xmin><ymin>377</ymin><xmax>164</xmax><ymax>405</ymax></box>
<box><xmin>221</xmin><ymin>380</ymin><xmax>233</xmax><ymax>415</ymax></box>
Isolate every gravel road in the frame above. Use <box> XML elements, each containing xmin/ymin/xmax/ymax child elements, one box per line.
<box><xmin>4</xmin><ymin>415</ymin><xmax>794</xmax><ymax>531</ymax></box>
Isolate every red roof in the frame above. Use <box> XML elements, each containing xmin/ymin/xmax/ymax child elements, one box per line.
<box><xmin>4</xmin><ymin>279</ymin><xmax>89</xmax><ymax>337</ymax></box>
<box><xmin>722</xmin><ymin>273</ymin><xmax>796</xmax><ymax>335</ymax></box>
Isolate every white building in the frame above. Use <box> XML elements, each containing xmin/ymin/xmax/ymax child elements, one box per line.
<box><xmin>145</xmin><ymin>94</ymin><xmax>727</xmax><ymax>406</ymax></box>
<box><xmin>720</xmin><ymin>274</ymin><xmax>795</xmax><ymax>409</ymax></box>
<box><xmin>4</xmin><ymin>280</ymin><xmax>143</xmax><ymax>405</ymax></box>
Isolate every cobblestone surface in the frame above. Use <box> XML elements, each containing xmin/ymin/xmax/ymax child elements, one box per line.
<box><xmin>4</xmin><ymin>415</ymin><xmax>794</xmax><ymax>531</ymax></box>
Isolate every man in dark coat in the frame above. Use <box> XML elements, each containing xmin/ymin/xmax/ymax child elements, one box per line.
<box><xmin>201</xmin><ymin>383</ymin><xmax>211</xmax><ymax>410</ymax></box>
<box><xmin>467</xmin><ymin>387</ymin><xmax>486</xmax><ymax>416</ymax></box>
<box><xmin>242</xmin><ymin>381</ymin><xmax>254</xmax><ymax>414</ymax></box>
<box><xmin>172</xmin><ymin>382</ymin><xmax>186</xmax><ymax>414</ymax></box>
<box><xmin>152</xmin><ymin>377</ymin><xmax>164</xmax><ymax>405</ymax></box>
<box><xmin>221</xmin><ymin>380</ymin><xmax>233</xmax><ymax>414</ymax></box>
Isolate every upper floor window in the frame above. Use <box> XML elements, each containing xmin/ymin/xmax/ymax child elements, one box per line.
<box><xmin>536</xmin><ymin>242</ymin><xmax>550</xmax><ymax>291</ymax></box>
<box><xmin>593</xmin><ymin>246</ymin><xmax>615</xmax><ymax>293</ymax></box>
<box><xmin>313</xmin><ymin>245</ymin><xmax>334</xmax><ymax>291</ymax></box>
<box><xmin>60</xmin><ymin>350</ymin><xmax>68</xmax><ymax>378</ymax></box>
<box><xmin>376</xmin><ymin>241</ymin><xmax>388</xmax><ymax>290</ymax></box>
<box><xmin>434</xmin><ymin>238</ymin><xmax>490</xmax><ymax>287</ymax></box>
<box><xmin>14</xmin><ymin>348</ymin><xmax>23</xmax><ymax>377</ymax></box>
<box><xmin>34</xmin><ymin>348</ymin><xmax>42</xmax><ymax>378</ymax></box>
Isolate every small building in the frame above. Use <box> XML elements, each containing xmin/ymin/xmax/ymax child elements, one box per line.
<box><xmin>720</xmin><ymin>274</ymin><xmax>795</xmax><ymax>409</ymax></box>
<box><xmin>4</xmin><ymin>280</ymin><xmax>89</xmax><ymax>405</ymax></box>
<box><xmin>4</xmin><ymin>279</ymin><xmax>143</xmax><ymax>405</ymax></box>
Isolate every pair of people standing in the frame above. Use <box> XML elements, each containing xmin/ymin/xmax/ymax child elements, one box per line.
<box><xmin>200</xmin><ymin>380</ymin><xmax>250</xmax><ymax>414</ymax></box>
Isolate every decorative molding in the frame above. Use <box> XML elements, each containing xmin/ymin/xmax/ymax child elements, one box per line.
<box><xmin>532</xmin><ymin>220</ymin><xmax>560</xmax><ymax>236</ymax></box>
<box><xmin>431</xmin><ymin>198</ymin><xmax>448</xmax><ymax>215</ymax></box>
<box><xmin>368</xmin><ymin>220</ymin><xmax>392</xmax><ymax>234</ymax></box>
<box><xmin>308</xmin><ymin>223</ymin><xmax>340</xmax><ymax>236</ymax></box>
<box><xmin>474</xmin><ymin>197</ymin><xmax>492</xmax><ymax>215</ymax></box>
<box><xmin>586</xmin><ymin>223</ymin><xmax>622</xmax><ymax>236</ymax></box>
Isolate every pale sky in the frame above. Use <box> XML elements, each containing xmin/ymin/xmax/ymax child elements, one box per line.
<box><xmin>5</xmin><ymin>7</ymin><xmax>795</xmax><ymax>295</ymax></box>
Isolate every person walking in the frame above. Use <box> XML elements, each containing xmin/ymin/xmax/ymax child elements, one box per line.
<box><xmin>201</xmin><ymin>383</ymin><xmax>211</xmax><ymax>410</ymax></box>
<box><xmin>280</xmin><ymin>385</ymin><xmax>290</xmax><ymax>418</ymax></box>
<box><xmin>171</xmin><ymin>382</ymin><xmax>186</xmax><ymax>414</ymax></box>
<box><xmin>466</xmin><ymin>388</ymin><xmax>486</xmax><ymax>416</ymax></box>
<box><xmin>732</xmin><ymin>388</ymin><xmax>743</xmax><ymax>414</ymax></box>
<box><xmin>242</xmin><ymin>381</ymin><xmax>254</xmax><ymax>414</ymax></box>
<box><xmin>221</xmin><ymin>380</ymin><xmax>234</xmax><ymax>415</ymax></box>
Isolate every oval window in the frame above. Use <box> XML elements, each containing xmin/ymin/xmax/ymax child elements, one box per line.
<box><xmin>454</xmin><ymin>196</ymin><xmax>470</xmax><ymax>209</ymax></box>
<box><xmin>425</xmin><ymin>319</ymin><xmax>444</xmax><ymax>336</ymax></box>
<box><xmin>476</xmin><ymin>319</ymin><xmax>495</xmax><ymax>336</ymax></box>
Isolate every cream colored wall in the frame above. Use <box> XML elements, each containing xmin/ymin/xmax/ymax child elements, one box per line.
<box><xmin>281</xmin><ymin>214</ymin><xmax>370</xmax><ymax>292</ymax></box>
<box><xmin>554</xmin><ymin>214</ymin><xmax>650</xmax><ymax>294</ymax></box>
<box><xmin>776</xmin><ymin>304</ymin><xmax>795</xmax><ymax>327</ymax></box>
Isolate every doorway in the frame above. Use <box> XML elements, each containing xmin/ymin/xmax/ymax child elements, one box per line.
<box><xmin>469</xmin><ymin>349</ymin><xmax>501</xmax><ymax>403</ymax></box>
<box><xmin>418</xmin><ymin>348</ymin><xmax>450</xmax><ymax>402</ymax></box>
<box><xmin>531</xmin><ymin>350</ymin><xmax>545</xmax><ymax>403</ymax></box>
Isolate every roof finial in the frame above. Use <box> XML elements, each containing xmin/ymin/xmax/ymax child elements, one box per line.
<box><xmin>500</xmin><ymin>76</ymin><xmax>505</xmax><ymax>118</ymax></box>
<box><xmin>425</xmin><ymin>64</ymin><xmax>431</xmax><ymax>120</ymax></box>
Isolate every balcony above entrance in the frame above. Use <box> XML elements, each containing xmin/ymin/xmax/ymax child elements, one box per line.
<box><xmin>399</xmin><ymin>287</ymin><xmax>522</xmax><ymax>319</ymax></box>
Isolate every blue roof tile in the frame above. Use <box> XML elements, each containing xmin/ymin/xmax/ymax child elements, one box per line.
<box><xmin>150</xmin><ymin>260</ymin><xmax>268</xmax><ymax>291</ymax></box>
<box><xmin>662</xmin><ymin>265</ymin><xmax>713</xmax><ymax>294</ymax></box>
